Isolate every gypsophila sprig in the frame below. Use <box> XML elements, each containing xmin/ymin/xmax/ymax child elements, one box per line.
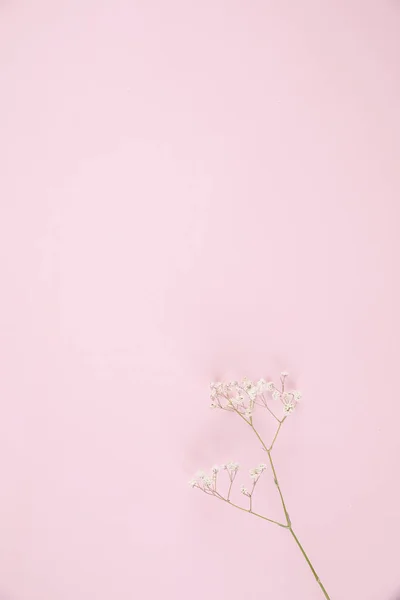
<box><xmin>190</xmin><ymin>372</ymin><xmax>331</xmax><ymax>600</ymax></box>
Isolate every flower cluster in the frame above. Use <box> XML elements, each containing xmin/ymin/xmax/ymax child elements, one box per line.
<box><xmin>209</xmin><ymin>377</ymin><xmax>268</xmax><ymax>419</ymax></box>
<box><xmin>249</xmin><ymin>463</ymin><xmax>267</xmax><ymax>481</ymax></box>
<box><xmin>188</xmin><ymin>372</ymin><xmax>332</xmax><ymax>599</ymax></box>
<box><xmin>188</xmin><ymin>461</ymin><xmax>268</xmax><ymax>504</ymax></box>
<box><xmin>241</xmin><ymin>463</ymin><xmax>268</xmax><ymax>496</ymax></box>
<box><xmin>190</xmin><ymin>374</ymin><xmax>301</xmax><ymax>511</ymax></box>
<box><xmin>189</xmin><ymin>462</ymin><xmax>239</xmax><ymax>495</ymax></box>
<box><xmin>210</xmin><ymin>373</ymin><xmax>301</xmax><ymax>419</ymax></box>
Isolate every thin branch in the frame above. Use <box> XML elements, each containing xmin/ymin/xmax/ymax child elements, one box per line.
<box><xmin>211</xmin><ymin>490</ymin><xmax>287</xmax><ymax>528</ymax></box>
<box><xmin>268</xmin><ymin>417</ymin><xmax>286</xmax><ymax>451</ymax></box>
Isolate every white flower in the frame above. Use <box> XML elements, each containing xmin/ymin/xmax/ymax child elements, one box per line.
<box><xmin>211</xmin><ymin>465</ymin><xmax>220</xmax><ymax>475</ymax></box>
<box><xmin>203</xmin><ymin>477</ymin><xmax>213</xmax><ymax>488</ymax></box>
<box><xmin>249</xmin><ymin>468</ymin><xmax>260</xmax><ymax>480</ymax></box>
<box><xmin>281</xmin><ymin>371</ymin><xmax>289</xmax><ymax>378</ymax></box>
<box><xmin>249</xmin><ymin>463</ymin><xmax>267</xmax><ymax>480</ymax></box>
<box><xmin>256</xmin><ymin>378</ymin><xmax>267</xmax><ymax>393</ymax></box>
<box><xmin>189</xmin><ymin>479</ymin><xmax>197</xmax><ymax>488</ymax></box>
<box><xmin>230</xmin><ymin>394</ymin><xmax>244</xmax><ymax>407</ymax></box>
<box><xmin>241</xmin><ymin>377</ymin><xmax>253</xmax><ymax>390</ymax></box>
<box><xmin>210</xmin><ymin>402</ymin><xmax>218</xmax><ymax>409</ymax></box>
<box><xmin>293</xmin><ymin>391</ymin><xmax>302</xmax><ymax>401</ymax></box>
<box><xmin>240</xmin><ymin>377</ymin><xmax>260</xmax><ymax>401</ymax></box>
<box><xmin>266</xmin><ymin>381</ymin><xmax>275</xmax><ymax>392</ymax></box>
<box><xmin>247</xmin><ymin>386</ymin><xmax>258</xmax><ymax>400</ymax></box>
<box><xmin>244</xmin><ymin>408</ymin><xmax>253</xmax><ymax>420</ymax></box>
<box><xmin>196</xmin><ymin>470</ymin><xmax>206</xmax><ymax>480</ymax></box>
<box><xmin>282</xmin><ymin>395</ymin><xmax>297</xmax><ymax>415</ymax></box>
<box><xmin>225</xmin><ymin>462</ymin><xmax>239</xmax><ymax>473</ymax></box>
<box><xmin>240</xmin><ymin>484</ymin><xmax>250</xmax><ymax>496</ymax></box>
<box><xmin>272</xmin><ymin>390</ymin><xmax>281</xmax><ymax>402</ymax></box>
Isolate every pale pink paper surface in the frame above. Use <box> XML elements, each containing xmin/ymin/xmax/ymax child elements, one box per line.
<box><xmin>1</xmin><ymin>2</ymin><xmax>400</xmax><ymax>599</ymax></box>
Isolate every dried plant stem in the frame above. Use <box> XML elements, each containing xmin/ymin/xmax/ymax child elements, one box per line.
<box><xmin>289</xmin><ymin>527</ymin><xmax>331</xmax><ymax>600</ymax></box>
<box><xmin>244</xmin><ymin>416</ymin><xmax>331</xmax><ymax>599</ymax></box>
<box><xmin>214</xmin><ymin>492</ymin><xmax>288</xmax><ymax>528</ymax></box>
<box><xmin>199</xmin><ymin>380</ymin><xmax>331</xmax><ymax>599</ymax></box>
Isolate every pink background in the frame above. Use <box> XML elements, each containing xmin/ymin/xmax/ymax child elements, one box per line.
<box><xmin>1</xmin><ymin>1</ymin><xmax>400</xmax><ymax>599</ymax></box>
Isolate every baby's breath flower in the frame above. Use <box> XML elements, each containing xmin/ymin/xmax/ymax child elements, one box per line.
<box><xmin>211</xmin><ymin>382</ymin><xmax>221</xmax><ymax>388</ymax></box>
<box><xmin>244</xmin><ymin>408</ymin><xmax>253</xmax><ymax>420</ymax></box>
<box><xmin>191</xmin><ymin>374</ymin><xmax>329</xmax><ymax>596</ymax></box>
<box><xmin>249</xmin><ymin>463</ymin><xmax>267</xmax><ymax>480</ymax></box>
<box><xmin>247</xmin><ymin>386</ymin><xmax>258</xmax><ymax>401</ymax></box>
<box><xmin>230</xmin><ymin>394</ymin><xmax>244</xmax><ymax>407</ymax></box>
<box><xmin>225</xmin><ymin>462</ymin><xmax>239</xmax><ymax>473</ymax></box>
<box><xmin>241</xmin><ymin>377</ymin><xmax>253</xmax><ymax>390</ymax></box>
<box><xmin>282</xmin><ymin>396</ymin><xmax>297</xmax><ymax>415</ymax></box>
<box><xmin>256</xmin><ymin>378</ymin><xmax>267</xmax><ymax>393</ymax></box>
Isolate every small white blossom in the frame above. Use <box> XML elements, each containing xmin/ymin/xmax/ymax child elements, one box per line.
<box><xmin>211</xmin><ymin>465</ymin><xmax>220</xmax><ymax>475</ymax></box>
<box><xmin>244</xmin><ymin>408</ymin><xmax>253</xmax><ymax>420</ymax></box>
<box><xmin>249</xmin><ymin>468</ymin><xmax>260</xmax><ymax>480</ymax></box>
<box><xmin>203</xmin><ymin>476</ymin><xmax>213</xmax><ymax>488</ymax></box>
<box><xmin>240</xmin><ymin>484</ymin><xmax>250</xmax><ymax>496</ymax></box>
<box><xmin>272</xmin><ymin>390</ymin><xmax>281</xmax><ymax>402</ymax></box>
<box><xmin>241</xmin><ymin>377</ymin><xmax>253</xmax><ymax>390</ymax></box>
<box><xmin>189</xmin><ymin>479</ymin><xmax>197</xmax><ymax>488</ymax></box>
<box><xmin>256</xmin><ymin>378</ymin><xmax>267</xmax><ymax>393</ymax></box>
<box><xmin>281</xmin><ymin>371</ymin><xmax>289</xmax><ymax>378</ymax></box>
<box><xmin>266</xmin><ymin>381</ymin><xmax>275</xmax><ymax>392</ymax></box>
<box><xmin>282</xmin><ymin>396</ymin><xmax>297</xmax><ymax>415</ymax></box>
<box><xmin>225</xmin><ymin>462</ymin><xmax>239</xmax><ymax>473</ymax></box>
<box><xmin>249</xmin><ymin>463</ymin><xmax>267</xmax><ymax>480</ymax></box>
<box><xmin>230</xmin><ymin>394</ymin><xmax>244</xmax><ymax>407</ymax></box>
<box><xmin>210</xmin><ymin>402</ymin><xmax>217</xmax><ymax>409</ymax></box>
<box><xmin>293</xmin><ymin>391</ymin><xmax>302</xmax><ymax>401</ymax></box>
<box><xmin>247</xmin><ymin>386</ymin><xmax>258</xmax><ymax>401</ymax></box>
<box><xmin>196</xmin><ymin>470</ymin><xmax>206</xmax><ymax>480</ymax></box>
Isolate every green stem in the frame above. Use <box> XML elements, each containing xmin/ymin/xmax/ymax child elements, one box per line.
<box><xmin>289</xmin><ymin>527</ymin><xmax>331</xmax><ymax>600</ymax></box>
